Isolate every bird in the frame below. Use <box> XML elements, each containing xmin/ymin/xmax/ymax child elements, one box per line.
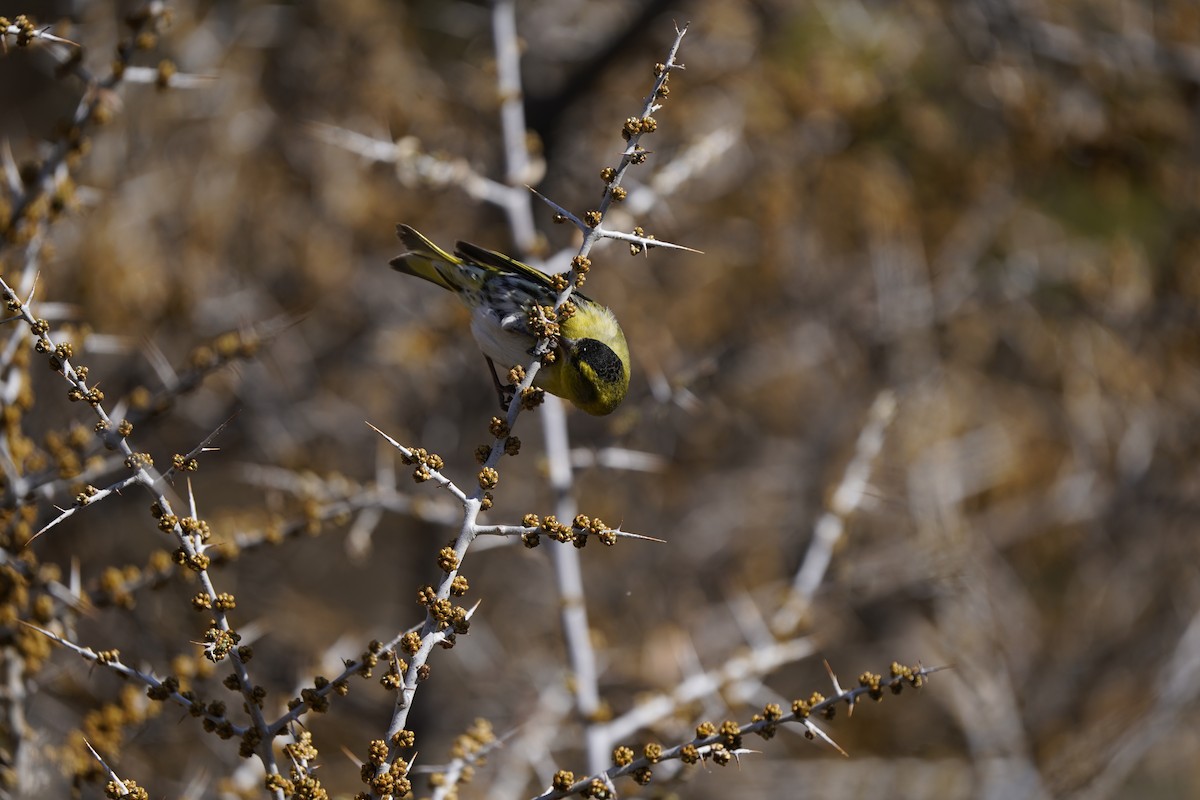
<box><xmin>390</xmin><ymin>225</ymin><xmax>630</xmax><ymax>416</ymax></box>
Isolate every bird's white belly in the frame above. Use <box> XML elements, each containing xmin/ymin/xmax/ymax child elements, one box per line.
<box><xmin>470</xmin><ymin>306</ymin><xmax>535</xmax><ymax>369</ymax></box>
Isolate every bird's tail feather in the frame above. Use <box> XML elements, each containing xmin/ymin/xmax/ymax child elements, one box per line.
<box><xmin>390</xmin><ymin>224</ymin><xmax>461</xmax><ymax>292</ymax></box>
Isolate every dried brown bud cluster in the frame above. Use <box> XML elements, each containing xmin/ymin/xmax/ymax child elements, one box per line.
<box><xmin>401</xmin><ymin>446</ymin><xmax>444</xmax><ymax>483</ymax></box>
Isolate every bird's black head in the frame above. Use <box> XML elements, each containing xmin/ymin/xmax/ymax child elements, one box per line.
<box><xmin>566</xmin><ymin>337</ymin><xmax>629</xmax><ymax>415</ymax></box>
<box><xmin>574</xmin><ymin>339</ymin><xmax>624</xmax><ymax>384</ymax></box>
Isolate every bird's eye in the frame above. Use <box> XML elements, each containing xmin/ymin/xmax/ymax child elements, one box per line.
<box><xmin>574</xmin><ymin>339</ymin><xmax>623</xmax><ymax>384</ymax></box>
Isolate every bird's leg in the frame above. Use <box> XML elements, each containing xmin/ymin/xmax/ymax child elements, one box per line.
<box><xmin>485</xmin><ymin>356</ymin><xmax>515</xmax><ymax>411</ymax></box>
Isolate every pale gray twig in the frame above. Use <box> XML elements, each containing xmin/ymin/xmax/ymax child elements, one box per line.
<box><xmin>774</xmin><ymin>389</ymin><xmax>897</xmax><ymax>633</ymax></box>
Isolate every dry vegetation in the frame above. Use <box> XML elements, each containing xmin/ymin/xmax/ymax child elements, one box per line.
<box><xmin>2</xmin><ymin>0</ymin><xmax>1199</xmax><ymax>798</ymax></box>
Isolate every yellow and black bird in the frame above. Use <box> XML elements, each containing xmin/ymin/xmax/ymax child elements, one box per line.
<box><xmin>390</xmin><ymin>225</ymin><xmax>630</xmax><ymax>415</ymax></box>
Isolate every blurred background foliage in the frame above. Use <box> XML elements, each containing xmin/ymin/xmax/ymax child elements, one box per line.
<box><xmin>4</xmin><ymin>0</ymin><xmax>1200</xmax><ymax>797</ymax></box>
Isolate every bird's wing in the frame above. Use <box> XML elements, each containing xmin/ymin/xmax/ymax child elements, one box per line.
<box><xmin>455</xmin><ymin>240</ymin><xmax>558</xmax><ymax>289</ymax></box>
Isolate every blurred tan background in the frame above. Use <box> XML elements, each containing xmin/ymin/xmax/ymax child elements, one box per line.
<box><xmin>6</xmin><ymin>0</ymin><xmax>1200</xmax><ymax>797</ymax></box>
